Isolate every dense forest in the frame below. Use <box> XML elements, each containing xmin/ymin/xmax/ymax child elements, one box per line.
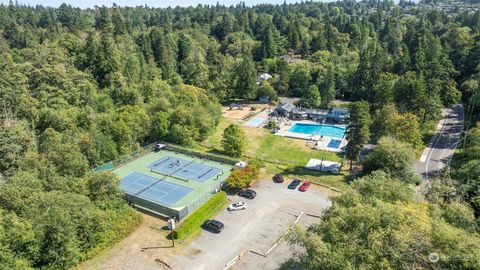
<box><xmin>0</xmin><ymin>0</ymin><xmax>479</xmax><ymax>269</ymax></box>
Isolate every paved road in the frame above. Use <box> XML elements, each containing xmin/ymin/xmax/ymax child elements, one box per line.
<box><xmin>170</xmin><ymin>180</ymin><xmax>331</xmax><ymax>270</ymax></box>
<box><xmin>414</xmin><ymin>104</ymin><xmax>464</xmax><ymax>181</ymax></box>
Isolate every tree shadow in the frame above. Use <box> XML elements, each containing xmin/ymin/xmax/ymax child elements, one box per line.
<box><xmin>278</xmin><ymin>258</ymin><xmax>303</xmax><ymax>270</ymax></box>
<box><xmin>281</xmin><ymin>166</ymin><xmax>339</xmax><ymax>177</ymax></box>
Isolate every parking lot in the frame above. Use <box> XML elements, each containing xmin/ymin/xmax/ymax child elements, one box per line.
<box><xmin>171</xmin><ymin>179</ymin><xmax>331</xmax><ymax>270</ymax></box>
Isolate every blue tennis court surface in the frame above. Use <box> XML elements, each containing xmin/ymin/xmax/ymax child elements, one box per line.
<box><xmin>147</xmin><ymin>156</ymin><xmax>223</xmax><ymax>183</ymax></box>
<box><xmin>243</xmin><ymin>117</ymin><xmax>267</xmax><ymax>127</ymax></box>
<box><xmin>327</xmin><ymin>139</ymin><xmax>342</xmax><ymax>148</ymax></box>
<box><xmin>120</xmin><ymin>173</ymin><xmax>193</xmax><ymax>206</ymax></box>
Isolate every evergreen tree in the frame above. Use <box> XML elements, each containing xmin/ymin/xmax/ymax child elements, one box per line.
<box><xmin>222</xmin><ymin>124</ymin><xmax>246</xmax><ymax>157</ymax></box>
<box><xmin>233</xmin><ymin>55</ymin><xmax>257</xmax><ymax>100</ymax></box>
<box><xmin>345</xmin><ymin>101</ymin><xmax>372</xmax><ymax>170</ymax></box>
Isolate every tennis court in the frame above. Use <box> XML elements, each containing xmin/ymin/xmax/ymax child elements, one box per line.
<box><xmin>147</xmin><ymin>156</ymin><xmax>223</xmax><ymax>183</ymax></box>
<box><xmin>243</xmin><ymin>117</ymin><xmax>267</xmax><ymax>127</ymax></box>
<box><xmin>113</xmin><ymin>149</ymin><xmax>233</xmax><ymax>219</ymax></box>
<box><xmin>120</xmin><ymin>172</ymin><xmax>193</xmax><ymax>206</ymax></box>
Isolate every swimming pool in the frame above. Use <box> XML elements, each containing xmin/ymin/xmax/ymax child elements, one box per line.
<box><xmin>289</xmin><ymin>123</ymin><xmax>346</xmax><ymax>138</ymax></box>
<box><xmin>327</xmin><ymin>139</ymin><xmax>343</xmax><ymax>148</ymax></box>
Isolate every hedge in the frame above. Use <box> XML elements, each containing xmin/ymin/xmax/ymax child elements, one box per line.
<box><xmin>173</xmin><ymin>191</ymin><xmax>227</xmax><ymax>239</ymax></box>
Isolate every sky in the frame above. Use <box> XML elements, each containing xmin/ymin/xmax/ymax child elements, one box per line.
<box><xmin>0</xmin><ymin>0</ymin><xmax>312</xmax><ymax>9</ymax></box>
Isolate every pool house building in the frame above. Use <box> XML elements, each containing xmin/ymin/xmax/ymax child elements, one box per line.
<box><xmin>276</xmin><ymin>103</ymin><xmax>350</xmax><ymax>123</ymax></box>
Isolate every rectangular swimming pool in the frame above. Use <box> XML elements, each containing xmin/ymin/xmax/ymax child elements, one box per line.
<box><xmin>289</xmin><ymin>123</ymin><xmax>346</xmax><ymax>138</ymax></box>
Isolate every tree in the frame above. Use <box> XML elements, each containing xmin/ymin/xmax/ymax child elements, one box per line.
<box><xmin>352</xmin><ymin>170</ymin><xmax>415</xmax><ymax>203</ymax></box>
<box><xmin>181</xmin><ymin>50</ymin><xmax>209</xmax><ymax>88</ymax></box>
<box><xmin>221</xmin><ymin>124</ymin><xmax>247</xmax><ymax>157</ymax></box>
<box><xmin>297</xmin><ymin>85</ymin><xmax>321</xmax><ymax>108</ymax></box>
<box><xmin>370</xmin><ymin>103</ymin><xmax>397</xmax><ymax>142</ymax></box>
<box><xmin>153</xmin><ymin>111</ymin><xmax>170</xmax><ymax>141</ymax></box>
<box><xmin>289</xmin><ymin>171</ymin><xmax>480</xmax><ymax>270</ymax></box>
<box><xmin>257</xmin><ymin>81</ymin><xmax>277</xmax><ymax>101</ymax></box>
<box><xmin>390</xmin><ymin>112</ymin><xmax>423</xmax><ymax>148</ymax></box>
<box><xmin>233</xmin><ymin>55</ymin><xmax>257</xmax><ymax>100</ymax></box>
<box><xmin>150</xmin><ymin>28</ymin><xmax>177</xmax><ymax>82</ymax></box>
<box><xmin>371</xmin><ymin>72</ymin><xmax>398</xmax><ymax>111</ymax></box>
<box><xmin>92</xmin><ymin>32</ymin><xmax>120</xmax><ymax>87</ymax></box>
<box><xmin>288</xmin><ymin>64</ymin><xmax>311</xmax><ymax>97</ymax></box>
<box><xmin>362</xmin><ymin>137</ymin><xmax>420</xmax><ymax>184</ymax></box>
<box><xmin>84</xmin><ymin>171</ymin><xmax>123</xmax><ymax>204</ymax></box>
<box><xmin>0</xmin><ymin>120</ymin><xmax>34</xmax><ymax>175</ymax></box>
<box><xmin>345</xmin><ymin>101</ymin><xmax>371</xmax><ymax>170</ymax></box>
<box><xmin>371</xmin><ymin>105</ymin><xmax>423</xmax><ymax>147</ymax></box>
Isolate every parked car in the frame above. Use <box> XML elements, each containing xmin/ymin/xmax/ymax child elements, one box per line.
<box><xmin>273</xmin><ymin>174</ymin><xmax>284</xmax><ymax>183</ymax></box>
<box><xmin>202</xmin><ymin>220</ymin><xmax>224</xmax><ymax>233</ymax></box>
<box><xmin>288</xmin><ymin>179</ymin><xmax>302</xmax><ymax>189</ymax></box>
<box><xmin>238</xmin><ymin>189</ymin><xmax>257</xmax><ymax>199</ymax></box>
<box><xmin>228</xmin><ymin>202</ymin><xmax>247</xmax><ymax>211</ymax></box>
<box><xmin>299</xmin><ymin>181</ymin><xmax>311</xmax><ymax>192</ymax></box>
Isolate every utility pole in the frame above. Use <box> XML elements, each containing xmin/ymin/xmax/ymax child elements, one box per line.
<box><xmin>168</xmin><ymin>218</ymin><xmax>176</xmax><ymax>247</ymax></box>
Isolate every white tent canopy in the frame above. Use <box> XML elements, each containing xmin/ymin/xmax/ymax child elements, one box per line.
<box><xmin>305</xmin><ymin>158</ymin><xmax>340</xmax><ymax>174</ymax></box>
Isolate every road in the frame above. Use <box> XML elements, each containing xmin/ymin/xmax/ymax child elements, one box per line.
<box><xmin>414</xmin><ymin>104</ymin><xmax>464</xmax><ymax>181</ymax></box>
<box><xmin>170</xmin><ymin>180</ymin><xmax>331</xmax><ymax>270</ymax></box>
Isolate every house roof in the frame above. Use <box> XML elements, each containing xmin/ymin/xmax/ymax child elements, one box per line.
<box><xmin>292</xmin><ymin>108</ymin><xmax>328</xmax><ymax>116</ymax></box>
<box><xmin>277</xmin><ymin>103</ymin><xmax>295</xmax><ymax>112</ymax></box>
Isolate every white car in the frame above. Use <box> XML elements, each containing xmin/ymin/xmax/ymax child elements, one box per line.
<box><xmin>228</xmin><ymin>202</ymin><xmax>247</xmax><ymax>211</ymax></box>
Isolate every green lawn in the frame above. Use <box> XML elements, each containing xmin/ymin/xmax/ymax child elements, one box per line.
<box><xmin>203</xmin><ymin>117</ymin><xmax>234</xmax><ymax>150</ymax></box>
<box><xmin>252</xmin><ymin>132</ymin><xmax>343</xmax><ymax>166</ymax></box>
<box><xmin>201</xmin><ymin>117</ymin><xmax>348</xmax><ymax>190</ymax></box>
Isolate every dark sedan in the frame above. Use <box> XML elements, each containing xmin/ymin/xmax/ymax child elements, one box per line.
<box><xmin>273</xmin><ymin>174</ymin><xmax>284</xmax><ymax>183</ymax></box>
<box><xmin>287</xmin><ymin>179</ymin><xmax>302</xmax><ymax>189</ymax></box>
<box><xmin>238</xmin><ymin>189</ymin><xmax>257</xmax><ymax>199</ymax></box>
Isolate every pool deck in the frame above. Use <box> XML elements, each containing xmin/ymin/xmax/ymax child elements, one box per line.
<box><xmin>274</xmin><ymin>120</ymin><xmax>347</xmax><ymax>152</ymax></box>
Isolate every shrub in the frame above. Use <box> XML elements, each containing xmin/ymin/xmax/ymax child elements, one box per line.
<box><xmin>173</xmin><ymin>191</ymin><xmax>227</xmax><ymax>239</ymax></box>
<box><xmin>266</xmin><ymin>120</ymin><xmax>276</xmax><ymax>129</ymax></box>
<box><xmin>226</xmin><ymin>159</ymin><xmax>261</xmax><ymax>188</ymax></box>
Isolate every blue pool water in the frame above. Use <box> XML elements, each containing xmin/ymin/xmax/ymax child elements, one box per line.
<box><xmin>289</xmin><ymin>123</ymin><xmax>346</xmax><ymax>138</ymax></box>
<box><xmin>327</xmin><ymin>139</ymin><xmax>343</xmax><ymax>148</ymax></box>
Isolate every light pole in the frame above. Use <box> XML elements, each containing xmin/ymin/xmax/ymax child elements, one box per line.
<box><xmin>168</xmin><ymin>218</ymin><xmax>176</xmax><ymax>247</ymax></box>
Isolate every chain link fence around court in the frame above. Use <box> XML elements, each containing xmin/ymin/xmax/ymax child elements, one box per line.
<box><xmin>92</xmin><ymin>141</ymin><xmax>239</xmax><ymax>173</ymax></box>
<box><xmin>180</xmin><ymin>185</ymin><xmax>221</xmax><ymax>220</ymax></box>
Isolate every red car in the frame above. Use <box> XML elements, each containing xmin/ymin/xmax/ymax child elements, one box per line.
<box><xmin>298</xmin><ymin>181</ymin><xmax>311</xmax><ymax>192</ymax></box>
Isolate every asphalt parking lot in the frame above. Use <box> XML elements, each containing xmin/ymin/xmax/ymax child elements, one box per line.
<box><xmin>171</xmin><ymin>179</ymin><xmax>331</xmax><ymax>270</ymax></box>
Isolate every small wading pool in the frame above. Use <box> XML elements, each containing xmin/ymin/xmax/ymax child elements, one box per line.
<box><xmin>327</xmin><ymin>139</ymin><xmax>343</xmax><ymax>148</ymax></box>
<box><xmin>289</xmin><ymin>123</ymin><xmax>346</xmax><ymax>139</ymax></box>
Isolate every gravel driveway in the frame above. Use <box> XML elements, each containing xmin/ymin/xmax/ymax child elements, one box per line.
<box><xmin>170</xmin><ymin>179</ymin><xmax>331</xmax><ymax>270</ymax></box>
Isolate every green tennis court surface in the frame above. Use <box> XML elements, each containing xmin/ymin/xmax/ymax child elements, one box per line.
<box><xmin>114</xmin><ymin>150</ymin><xmax>232</xmax><ymax>211</ymax></box>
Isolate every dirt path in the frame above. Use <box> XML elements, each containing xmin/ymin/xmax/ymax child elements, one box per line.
<box><xmin>74</xmin><ymin>213</ymin><xmax>176</xmax><ymax>270</ymax></box>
